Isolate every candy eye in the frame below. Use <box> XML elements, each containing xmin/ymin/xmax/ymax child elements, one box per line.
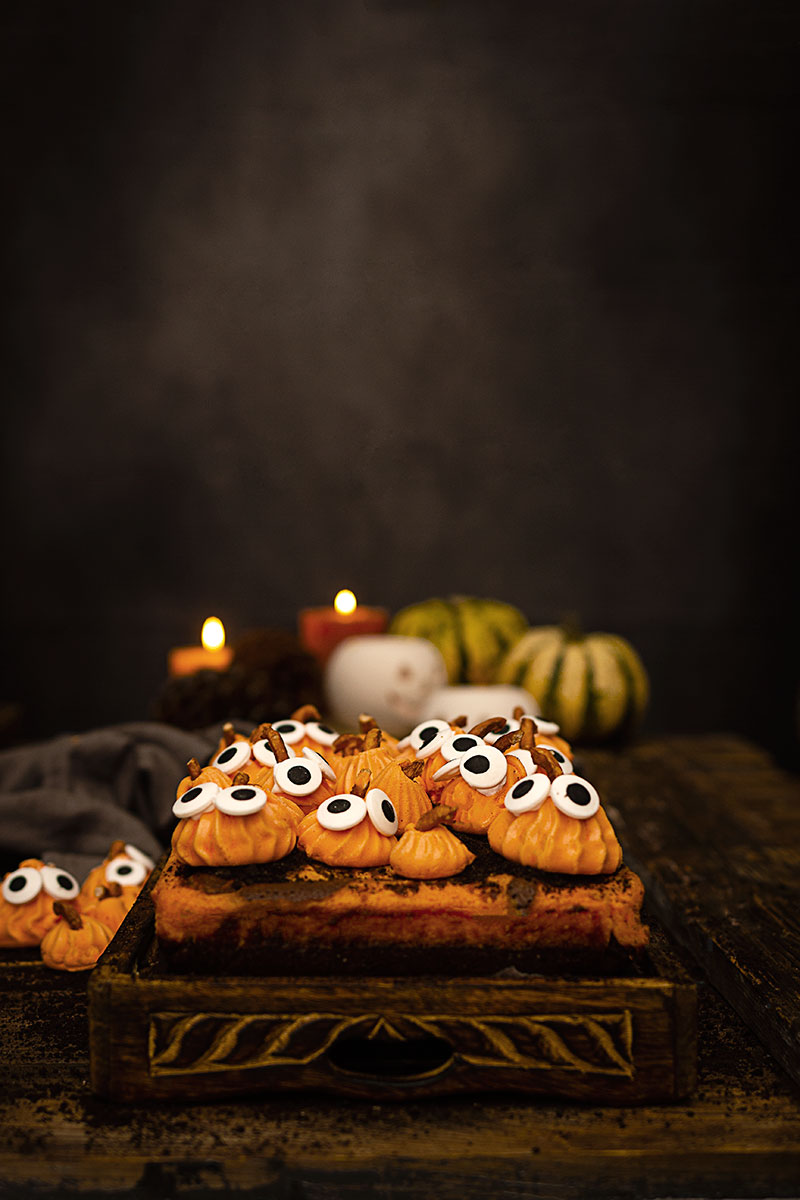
<box><xmin>173</xmin><ymin>781</ymin><xmax>220</xmax><ymax>819</ymax></box>
<box><xmin>550</xmin><ymin>775</ymin><xmax>600</xmax><ymax>820</ymax></box>
<box><xmin>440</xmin><ymin>733</ymin><xmax>483</xmax><ymax>762</ymax></box>
<box><xmin>304</xmin><ymin>721</ymin><xmax>339</xmax><ymax>747</ymax></box>
<box><xmin>317</xmin><ymin>793</ymin><xmax>367</xmax><ymax>831</ymax></box>
<box><xmin>365</xmin><ymin>788</ymin><xmax>398</xmax><ymax>836</ymax></box>
<box><xmin>507</xmin><ymin>748</ymin><xmax>537</xmax><ymax>776</ymax></box>
<box><xmin>459</xmin><ymin>746</ymin><xmax>508</xmax><ymax>790</ymax></box>
<box><xmin>533</xmin><ymin>718</ymin><xmax>560</xmax><ymax>735</ymax></box>
<box><xmin>504</xmin><ymin>774</ymin><xmax>550</xmax><ymax>815</ymax></box>
<box><xmin>105</xmin><ymin>857</ymin><xmax>148</xmax><ymax>887</ymax></box>
<box><xmin>485</xmin><ymin>719</ymin><xmax>519</xmax><ymax>743</ymax></box>
<box><xmin>123</xmin><ymin>844</ymin><xmax>155</xmax><ymax>872</ymax></box>
<box><xmin>537</xmin><ymin>744</ymin><xmax>574</xmax><ymax>774</ymax></box>
<box><xmin>302</xmin><ymin>747</ymin><xmax>336</xmax><ymax>780</ymax></box>
<box><xmin>211</xmin><ymin>741</ymin><xmax>252</xmax><ymax>774</ymax></box>
<box><xmin>399</xmin><ymin>719</ymin><xmax>450</xmax><ymax>755</ymax></box>
<box><xmin>271</xmin><ymin>720</ymin><xmax>305</xmax><ymax>746</ymax></box>
<box><xmin>273</xmin><ymin>758</ymin><xmax>322</xmax><ymax>797</ymax></box>
<box><xmin>251</xmin><ymin>739</ymin><xmax>296</xmax><ymax>768</ymax></box>
<box><xmin>1</xmin><ymin>867</ymin><xmax>43</xmax><ymax>905</ymax></box>
<box><xmin>40</xmin><ymin>865</ymin><xmax>80</xmax><ymax>900</ymax></box>
<box><xmin>215</xmin><ymin>784</ymin><xmax>268</xmax><ymax>816</ymax></box>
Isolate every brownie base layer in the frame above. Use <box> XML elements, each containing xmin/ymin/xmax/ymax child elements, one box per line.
<box><xmin>152</xmin><ymin>834</ymin><xmax>648</xmax><ymax>979</ymax></box>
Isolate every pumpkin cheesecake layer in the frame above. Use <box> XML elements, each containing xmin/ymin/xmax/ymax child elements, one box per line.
<box><xmin>152</xmin><ymin>836</ymin><xmax>648</xmax><ymax>977</ymax></box>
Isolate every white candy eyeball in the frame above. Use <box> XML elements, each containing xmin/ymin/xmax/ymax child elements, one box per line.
<box><xmin>459</xmin><ymin>746</ymin><xmax>509</xmax><ymax>791</ymax></box>
<box><xmin>365</xmin><ymin>788</ymin><xmax>398</xmax><ymax>836</ymax></box>
<box><xmin>251</xmin><ymin>739</ymin><xmax>297</xmax><ymax>768</ymax></box>
<box><xmin>273</xmin><ymin>758</ymin><xmax>322</xmax><ymax>797</ymax></box>
<box><xmin>504</xmin><ymin>774</ymin><xmax>550</xmax><ymax>815</ymax></box>
<box><xmin>123</xmin><ymin>844</ymin><xmax>155</xmax><ymax>872</ymax></box>
<box><xmin>402</xmin><ymin>719</ymin><xmax>450</xmax><ymax>757</ymax></box>
<box><xmin>211</xmin><ymin>741</ymin><xmax>252</xmax><ymax>774</ymax></box>
<box><xmin>1</xmin><ymin>866</ymin><xmax>43</xmax><ymax>905</ymax></box>
<box><xmin>537</xmin><ymin>744</ymin><xmax>574</xmax><ymax>774</ymax></box>
<box><xmin>485</xmin><ymin>719</ymin><xmax>519</xmax><ymax>744</ymax></box>
<box><xmin>550</xmin><ymin>775</ymin><xmax>600</xmax><ymax>820</ymax></box>
<box><xmin>533</xmin><ymin>717</ymin><xmax>560</xmax><ymax>735</ymax></box>
<box><xmin>173</xmin><ymin>781</ymin><xmax>220</xmax><ymax>819</ymax></box>
<box><xmin>40</xmin><ymin>865</ymin><xmax>80</xmax><ymax>900</ymax></box>
<box><xmin>507</xmin><ymin>748</ymin><xmax>537</xmax><ymax>776</ymax></box>
<box><xmin>271</xmin><ymin>720</ymin><xmax>305</xmax><ymax>746</ymax></box>
<box><xmin>215</xmin><ymin>783</ymin><xmax>268</xmax><ymax>816</ymax></box>
<box><xmin>302</xmin><ymin>747</ymin><xmax>336</xmax><ymax>780</ymax></box>
<box><xmin>317</xmin><ymin>793</ymin><xmax>367</xmax><ymax>831</ymax></box>
<box><xmin>105</xmin><ymin>857</ymin><xmax>148</xmax><ymax>888</ymax></box>
<box><xmin>304</xmin><ymin>720</ymin><xmax>339</xmax><ymax>747</ymax></box>
<box><xmin>440</xmin><ymin>732</ymin><xmax>483</xmax><ymax>762</ymax></box>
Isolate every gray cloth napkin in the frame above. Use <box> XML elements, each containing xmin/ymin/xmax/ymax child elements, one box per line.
<box><xmin>0</xmin><ymin>721</ymin><xmax>241</xmax><ymax>882</ymax></box>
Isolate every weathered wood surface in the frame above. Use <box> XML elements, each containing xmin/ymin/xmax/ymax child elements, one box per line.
<box><xmin>582</xmin><ymin>735</ymin><xmax>800</xmax><ymax>1090</ymax></box>
<box><xmin>1</xmin><ymin>956</ymin><xmax>799</xmax><ymax>1199</ymax></box>
<box><xmin>2</xmin><ymin>734</ymin><xmax>800</xmax><ymax>1198</ymax></box>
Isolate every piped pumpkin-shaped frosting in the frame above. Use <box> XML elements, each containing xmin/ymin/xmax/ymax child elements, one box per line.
<box><xmin>171</xmin><ymin>763</ymin><xmax>297</xmax><ymax>867</ymax></box>
<box><xmin>333</xmin><ymin>727</ymin><xmax>396</xmax><ymax>794</ymax></box>
<box><xmin>389</xmin><ymin>806</ymin><xmax>476</xmax><ymax>879</ymax></box>
<box><xmin>370</xmin><ymin>758</ymin><xmax>432</xmax><ymax>832</ymax></box>
<box><xmin>248</xmin><ymin>725</ymin><xmax>337</xmax><ymax>815</ymax></box>
<box><xmin>493</xmin><ymin>712</ymin><xmax>573</xmax><ymax>761</ymax></box>
<box><xmin>488</xmin><ymin>749</ymin><xmax>622</xmax><ymax>875</ymax></box>
<box><xmin>297</xmin><ymin>770</ymin><xmax>398</xmax><ymax>867</ymax></box>
<box><xmin>0</xmin><ymin>859</ymin><xmax>81</xmax><ymax>947</ymax></box>
<box><xmin>79</xmin><ymin>841</ymin><xmax>155</xmax><ymax>933</ymax></box>
<box><xmin>39</xmin><ymin>901</ymin><xmax>112</xmax><ymax>972</ymax></box>
<box><xmin>433</xmin><ymin>738</ymin><xmax>529</xmax><ymax>835</ymax></box>
<box><xmin>269</xmin><ymin>705</ymin><xmax>341</xmax><ymax>757</ymax></box>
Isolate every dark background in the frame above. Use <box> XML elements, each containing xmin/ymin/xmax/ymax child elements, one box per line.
<box><xmin>1</xmin><ymin>1</ymin><xmax>797</xmax><ymax>763</ymax></box>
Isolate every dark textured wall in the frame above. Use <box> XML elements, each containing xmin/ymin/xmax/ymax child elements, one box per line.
<box><xmin>1</xmin><ymin>1</ymin><xmax>796</xmax><ymax>759</ymax></box>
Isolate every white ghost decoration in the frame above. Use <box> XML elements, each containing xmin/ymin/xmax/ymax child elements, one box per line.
<box><xmin>324</xmin><ymin>636</ymin><xmax>448</xmax><ymax>736</ymax></box>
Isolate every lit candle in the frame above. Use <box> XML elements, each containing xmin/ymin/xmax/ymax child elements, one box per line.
<box><xmin>168</xmin><ymin>616</ymin><xmax>234</xmax><ymax>677</ymax></box>
<box><xmin>298</xmin><ymin>591</ymin><xmax>389</xmax><ymax>666</ymax></box>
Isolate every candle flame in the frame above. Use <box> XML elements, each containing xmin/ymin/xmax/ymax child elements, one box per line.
<box><xmin>201</xmin><ymin>616</ymin><xmax>226</xmax><ymax>652</ymax></box>
<box><xmin>334</xmin><ymin>589</ymin><xmax>357</xmax><ymax>616</ymax></box>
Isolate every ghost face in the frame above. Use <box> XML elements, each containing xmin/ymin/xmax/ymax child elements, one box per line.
<box><xmin>325</xmin><ymin>636</ymin><xmax>448</xmax><ymax>737</ymax></box>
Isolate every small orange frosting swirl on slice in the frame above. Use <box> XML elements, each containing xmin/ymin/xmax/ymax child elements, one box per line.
<box><xmin>439</xmin><ymin>753</ymin><xmax>528</xmax><ymax>836</ymax></box>
<box><xmin>390</xmin><ymin>807</ymin><xmax>475</xmax><ymax>879</ymax></box>
<box><xmin>371</xmin><ymin>759</ymin><xmax>432</xmax><ymax>832</ymax></box>
<box><xmin>176</xmin><ymin>762</ymin><xmax>231</xmax><ymax>798</ymax></box>
<box><xmin>488</xmin><ymin>798</ymin><xmax>622</xmax><ymax>875</ymax></box>
<box><xmin>40</xmin><ymin>903</ymin><xmax>112</xmax><ymax>972</ymax></box>
<box><xmin>172</xmin><ymin>802</ymin><xmax>297</xmax><ymax>867</ymax></box>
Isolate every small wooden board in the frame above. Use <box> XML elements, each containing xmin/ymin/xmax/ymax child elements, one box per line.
<box><xmin>88</xmin><ymin>866</ymin><xmax>696</xmax><ymax>1104</ymax></box>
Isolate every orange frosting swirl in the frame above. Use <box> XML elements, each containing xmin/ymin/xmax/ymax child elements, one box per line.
<box><xmin>335</xmin><ymin>746</ymin><xmax>396</xmax><ymax>794</ymax></box>
<box><xmin>172</xmin><ymin>803</ymin><xmax>297</xmax><ymax>867</ymax></box>
<box><xmin>371</xmin><ymin>760</ymin><xmax>433</xmax><ymax>832</ymax></box>
<box><xmin>389</xmin><ymin>823</ymin><xmax>475</xmax><ymax>879</ymax></box>
<box><xmin>439</xmin><ymin>755</ymin><xmax>527</xmax><ymax>836</ymax></box>
<box><xmin>297</xmin><ymin>810</ymin><xmax>395</xmax><ymax>867</ymax></box>
<box><xmin>0</xmin><ymin>860</ymin><xmax>60</xmax><ymax>947</ymax></box>
<box><xmin>488</xmin><ymin>799</ymin><xmax>622</xmax><ymax>874</ymax></box>
<box><xmin>40</xmin><ymin>909</ymin><xmax>111</xmax><ymax>971</ymax></box>
<box><xmin>176</xmin><ymin>764</ymin><xmax>231</xmax><ymax>797</ymax></box>
<box><xmin>246</xmin><ymin>767</ymin><xmax>309</xmax><ymax>822</ymax></box>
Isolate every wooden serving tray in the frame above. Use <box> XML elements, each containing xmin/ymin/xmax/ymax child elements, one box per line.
<box><xmin>88</xmin><ymin>863</ymin><xmax>696</xmax><ymax>1104</ymax></box>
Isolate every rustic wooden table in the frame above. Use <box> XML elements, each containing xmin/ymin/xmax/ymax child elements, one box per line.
<box><xmin>2</xmin><ymin>735</ymin><xmax>799</xmax><ymax>1199</ymax></box>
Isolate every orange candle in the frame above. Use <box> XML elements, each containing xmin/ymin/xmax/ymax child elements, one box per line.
<box><xmin>299</xmin><ymin>591</ymin><xmax>389</xmax><ymax>665</ymax></box>
<box><xmin>168</xmin><ymin>617</ymin><xmax>233</xmax><ymax>677</ymax></box>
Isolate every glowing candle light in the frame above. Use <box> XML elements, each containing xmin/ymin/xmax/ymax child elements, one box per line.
<box><xmin>298</xmin><ymin>591</ymin><xmax>388</xmax><ymax>665</ymax></box>
<box><xmin>168</xmin><ymin>616</ymin><xmax>234</xmax><ymax>677</ymax></box>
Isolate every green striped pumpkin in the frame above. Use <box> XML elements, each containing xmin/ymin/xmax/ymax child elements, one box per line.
<box><xmin>496</xmin><ymin>624</ymin><xmax>649</xmax><ymax>744</ymax></box>
<box><xmin>389</xmin><ymin>596</ymin><xmax>528</xmax><ymax>685</ymax></box>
